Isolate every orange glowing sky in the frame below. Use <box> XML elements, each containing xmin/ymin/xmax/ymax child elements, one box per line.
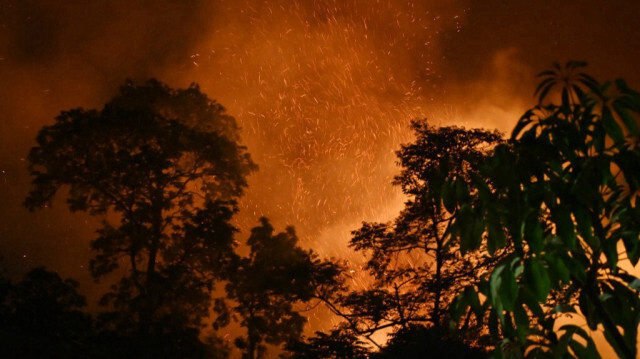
<box><xmin>1</xmin><ymin>3</ymin><xmax>640</xmax><ymax>349</ymax></box>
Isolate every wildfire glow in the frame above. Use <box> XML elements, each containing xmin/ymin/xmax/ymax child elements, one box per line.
<box><xmin>163</xmin><ymin>1</ymin><xmax>464</xmax><ymax>243</ymax></box>
<box><xmin>149</xmin><ymin>2</ymin><xmax>528</xmax><ymax>340</ymax></box>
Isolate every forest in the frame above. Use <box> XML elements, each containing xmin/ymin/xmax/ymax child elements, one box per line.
<box><xmin>1</xmin><ymin>61</ymin><xmax>640</xmax><ymax>359</ymax></box>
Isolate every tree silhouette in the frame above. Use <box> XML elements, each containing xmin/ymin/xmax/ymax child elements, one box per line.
<box><xmin>219</xmin><ymin>218</ymin><xmax>341</xmax><ymax>359</ymax></box>
<box><xmin>372</xmin><ymin>325</ymin><xmax>487</xmax><ymax>359</ymax></box>
<box><xmin>0</xmin><ymin>267</ymin><xmax>93</xmax><ymax>359</ymax></box>
<box><xmin>25</xmin><ymin>79</ymin><xmax>256</xmax><ymax>357</ymax></box>
<box><xmin>315</xmin><ymin>121</ymin><xmax>503</xmax><ymax>349</ymax></box>
<box><xmin>285</xmin><ymin>327</ymin><xmax>370</xmax><ymax>359</ymax></box>
<box><xmin>450</xmin><ymin>62</ymin><xmax>640</xmax><ymax>358</ymax></box>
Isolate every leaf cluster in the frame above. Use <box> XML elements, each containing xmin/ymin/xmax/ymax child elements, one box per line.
<box><xmin>220</xmin><ymin>218</ymin><xmax>343</xmax><ymax>359</ymax></box>
<box><xmin>449</xmin><ymin>62</ymin><xmax>640</xmax><ymax>358</ymax></box>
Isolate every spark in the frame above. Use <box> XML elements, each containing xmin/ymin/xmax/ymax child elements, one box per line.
<box><xmin>185</xmin><ymin>0</ymin><xmax>465</xmax><ymax>315</ymax></box>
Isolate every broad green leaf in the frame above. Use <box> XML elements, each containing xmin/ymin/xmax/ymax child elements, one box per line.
<box><xmin>524</xmin><ymin>216</ymin><xmax>543</xmax><ymax>254</ymax></box>
<box><xmin>488</xmin><ymin>221</ymin><xmax>507</xmax><ymax>256</ymax></box>
<box><xmin>459</xmin><ymin>205</ymin><xmax>483</xmax><ymax>253</ymax></box>
<box><xmin>537</xmin><ymin>70</ymin><xmax>557</xmax><ymax>78</ymax></box>
<box><xmin>490</xmin><ymin>261</ymin><xmax>518</xmax><ymax>312</ymax></box>
<box><xmin>490</xmin><ymin>264</ymin><xmax>505</xmax><ymax>306</ymax></box>
<box><xmin>464</xmin><ymin>286</ymin><xmax>483</xmax><ymax>320</ymax></box>
<box><xmin>622</xmin><ymin>234</ymin><xmax>640</xmax><ymax>266</ymax></box>
<box><xmin>471</xmin><ymin>172</ymin><xmax>491</xmax><ymax>202</ymax></box>
<box><xmin>613</xmin><ymin>151</ymin><xmax>640</xmax><ymax>192</ymax></box>
<box><xmin>526</xmin><ymin>257</ymin><xmax>550</xmax><ymax>301</ymax></box>
<box><xmin>603</xmin><ymin>324</ymin><xmax>636</xmax><ymax>359</ymax></box>
<box><xmin>521</xmin><ymin>289</ymin><xmax>544</xmax><ymax>317</ymax></box>
<box><xmin>605</xmin><ymin>280</ymin><xmax>640</xmax><ymax>321</ymax></box>
<box><xmin>573</xmin><ymin>206</ymin><xmax>598</xmax><ymax>249</ymax></box>
<box><xmin>501</xmin><ymin>311</ymin><xmax>518</xmax><ymax>339</ymax></box>
<box><xmin>450</xmin><ymin>291</ymin><xmax>469</xmax><ymax>321</ymax></box>
<box><xmin>578</xmin><ymin>291</ymin><xmax>598</xmax><ymax>331</ymax></box>
<box><xmin>593</xmin><ymin>121</ymin><xmax>606</xmax><ymax>153</ymax></box>
<box><xmin>512</xmin><ymin>114</ymin><xmax>533</xmax><ymax>138</ymax></box>
<box><xmin>551</xmin><ymin>206</ymin><xmax>576</xmax><ymax>248</ymax></box>
<box><xmin>441</xmin><ymin>179</ymin><xmax>456</xmax><ymax>212</ymax></box>
<box><xmin>578</xmin><ymin>73</ymin><xmax>600</xmax><ymax>93</ymax></box>
<box><xmin>555</xmin><ymin>326</ymin><xmax>576</xmax><ymax>357</ymax></box>
<box><xmin>544</xmin><ymin>254</ymin><xmax>570</xmax><ymax>286</ymax></box>
<box><xmin>513</xmin><ymin>304</ymin><xmax>530</xmax><ymax>342</ymax></box>
<box><xmin>560</xmin><ymin>324</ymin><xmax>602</xmax><ymax>359</ymax></box>
<box><xmin>572</xmin><ymin>84</ymin><xmax>585</xmax><ymax>100</ymax></box>
<box><xmin>561</xmin><ymin>88</ymin><xmax>570</xmax><ymax>108</ymax></box>
<box><xmin>629</xmin><ymin>278</ymin><xmax>640</xmax><ymax>291</ymax></box>
<box><xmin>602</xmin><ymin>237</ymin><xmax>619</xmax><ymax>269</ymax></box>
<box><xmin>455</xmin><ymin>177</ymin><xmax>469</xmax><ymax>202</ymax></box>
<box><xmin>602</xmin><ymin>106</ymin><xmax>625</xmax><ymax>144</ymax></box>
<box><xmin>489</xmin><ymin>309</ymin><xmax>501</xmax><ymax>342</ymax></box>
<box><xmin>613</xmin><ymin>101</ymin><xmax>639</xmax><ymax>136</ymax></box>
<box><xmin>537</xmin><ymin>83</ymin><xmax>556</xmax><ymax>104</ymax></box>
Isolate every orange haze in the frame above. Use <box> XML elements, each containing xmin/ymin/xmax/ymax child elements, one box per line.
<box><xmin>2</xmin><ymin>0</ymin><xmax>640</xmax><ymax>355</ymax></box>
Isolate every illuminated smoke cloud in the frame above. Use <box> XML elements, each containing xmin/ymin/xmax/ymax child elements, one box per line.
<box><xmin>1</xmin><ymin>0</ymin><xmax>639</xmax><ymax>303</ymax></box>
<box><xmin>161</xmin><ymin>0</ymin><xmax>471</xmax><ymax>252</ymax></box>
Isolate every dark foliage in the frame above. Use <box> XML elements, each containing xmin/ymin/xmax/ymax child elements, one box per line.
<box><xmin>0</xmin><ymin>268</ymin><xmax>92</xmax><ymax>359</ymax></box>
<box><xmin>90</xmin><ymin>327</ymin><xmax>229</xmax><ymax>359</ymax></box>
<box><xmin>285</xmin><ymin>328</ymin><xmax>370</xmax><ymax>359</ymax></box>
<box><xmin>314</xmin><ymin>121</ymin><xmax>503</xmax><ymax>350</ymax></box>
<box><xmin>449</xmin><ymin>62</ymin><xmax>640</xmax><ymax>358</ymax></box>
<box><xmin>220</xmin><ymin>218</ymin><xmax>342</xmax><ymax>359</ymax></box>
<box><xmin>25</xmin><ymin>79</ymin><xmax>255</xmax><ymax>357</ymax></box>
<box><xmin>373</xmin><ymin>325</ymin><xmax>487</xmax><ymax>359</ymax></box>
<box><xmin>16</xmin><ymin>64</ymin><xmax>640</xmax><ymax>359</ymax></box>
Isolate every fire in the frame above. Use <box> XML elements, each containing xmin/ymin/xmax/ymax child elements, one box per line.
<box><xmin>160</xmin><ymin>0</ymin><xmax>471</xmax><ymax>247</ymax></box>
<box><xmin>154</xmin><ymin>7</ymin><xmax>527</xmax><ymax>324</ymax></box>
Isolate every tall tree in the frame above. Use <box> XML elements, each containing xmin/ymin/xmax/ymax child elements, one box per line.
<box><xmin>25</xmin><ymin>79</ymin><xmax>256</xmax><ymax>356</ymax></box>
<box><xmin>320</xmin><ymin>121</ymin><xmax>503</xmax><ymax>348</ymax></box>
<box><xmin>219</xmin><ymin>218</ymin><xmax>341</xmax><ymax>359</ymax></box>
<box><xmin>449</xmin><ymin>62</ymin><xmax>640</xmax><ymax>358</ymax></box>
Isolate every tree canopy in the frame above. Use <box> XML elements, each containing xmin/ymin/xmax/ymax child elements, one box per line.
<box><xmin>352</xmin><ymin>121</ymin><xmax>503</xmax><ymax>328</ymax></box>
<box><xmin>293</xmin><ymin>121</ymin><xmax>502</xmax><ymax>356</ymax></box>
<box><xmin>221</xmin><ymin>218</ymin><xmax>341</xmax><ymax>359</ymax></box>
<box><xmin>17</xmin><ymin>64</ymin><xmax>640</xmax><ymax>359</ymax></box>
<box><xmin>449</xmin><ymin>62</ymin><xmax>640</xmax><ymax>358</ymax></box>
<box><xmin>25</xmin><ymin>79</ymin><xmax>256</xmax><ymax>356</ymax></box>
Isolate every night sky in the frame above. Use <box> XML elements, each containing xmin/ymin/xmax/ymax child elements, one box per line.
<box><xmin>1</xmin><ymin>0</ymin><xmax>640</xmax><ymax>338</ymax></box>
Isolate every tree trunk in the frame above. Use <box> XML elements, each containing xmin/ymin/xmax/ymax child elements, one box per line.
<box><xmin>431</xmin><ymin>213</ymin><xmax>444</xmax><ymax>326</ymax></box>
<box><xmin>138</xmin><ymin>198</ymin><xmax>164</xmax><ymax>354</ymax></box>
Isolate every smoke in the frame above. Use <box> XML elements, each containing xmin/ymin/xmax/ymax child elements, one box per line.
<box><xmin>0</xmin><ymin>0</ymin><xmax>470</xmax><ymax>278</ymax></box>
<box><xmin>0</xmin><ymin>0</ymin><xmax>222</xmax><ymax>283</ymax></box>
<box><xmin>157</xmin><ymin>0</ymin><xmax>473</xmax><ymax>243</ymax></box>
<box><xmin>1</xmin><ymin>3</ymin><xmax>639</xmax><ymax>352</ymax></box>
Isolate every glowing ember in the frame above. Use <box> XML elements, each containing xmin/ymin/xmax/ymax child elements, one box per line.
<box><xmin>162</xmin><ymin>1</ymin><xmax>469</xmax><ymax>246</ymax></box>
